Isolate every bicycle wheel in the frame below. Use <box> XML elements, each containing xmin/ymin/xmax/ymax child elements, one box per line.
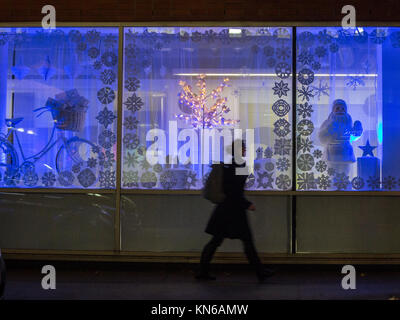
<box><xmin>0</xmin><ymin>138</ymin><xmax>19</xmax><ymax>179</ymax></box>
<box><xmin>56</xmin><ymin>137</ymin><xmax>97</xmax><ymax>174</ymax></box>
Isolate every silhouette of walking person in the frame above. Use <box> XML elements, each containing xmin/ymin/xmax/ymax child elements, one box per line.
<box><xmin>196</xmin><ymin>140</ymin><xmax>274</xmax><ymax>283</ymax></box>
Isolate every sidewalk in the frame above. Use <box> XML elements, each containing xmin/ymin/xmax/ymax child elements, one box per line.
<box><xmin>2</xmin><ymin>262</ymin><xmax>400</xmax><ymax>300</ymax></box>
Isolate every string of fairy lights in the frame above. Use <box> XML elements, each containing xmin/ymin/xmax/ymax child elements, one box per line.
<box><xmin>176</xmin><ymin>74</ymin><xmax>239</xmax><ymax>129</ymax></box>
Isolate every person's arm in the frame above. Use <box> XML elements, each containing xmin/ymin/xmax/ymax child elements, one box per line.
<box><xmin>223</xmin><ymin>167</ymin><xmax>253</xmax><ymax>210</ymax></box>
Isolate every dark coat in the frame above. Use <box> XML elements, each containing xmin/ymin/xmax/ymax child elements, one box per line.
<box><xmin>205</xmin><ymin>162</ymin><xmax>253</xmax><ymax>240</ymax></box>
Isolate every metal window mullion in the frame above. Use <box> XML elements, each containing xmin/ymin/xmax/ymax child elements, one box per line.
<box><xmin>114</xmin><ymin>26</ymin><xmax>124</xmax><ymax>253</ymax></box>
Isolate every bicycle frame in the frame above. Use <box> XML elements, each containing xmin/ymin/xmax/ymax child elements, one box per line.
<box><xmin>5</xmin><ymin>124</ymin><xmax>67</xmax><ymax>165</ymax></box>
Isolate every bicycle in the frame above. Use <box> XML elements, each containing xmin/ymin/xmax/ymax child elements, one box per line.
<box><xmin>0</xmin><ymin>105</ymin><xmax>98</xmax><ymax>185</ymax></box>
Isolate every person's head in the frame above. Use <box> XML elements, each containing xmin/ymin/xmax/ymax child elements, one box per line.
<box><xmin>231</xmin><ymin>139</ymin><xmax>246</xmax><ymax>159</ymax></box>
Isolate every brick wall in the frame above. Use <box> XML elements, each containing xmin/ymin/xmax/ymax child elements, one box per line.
<box><xmin>0</xmin><ymin>0</ymin><xmax>399</xmax><ymax>23</ymax></box>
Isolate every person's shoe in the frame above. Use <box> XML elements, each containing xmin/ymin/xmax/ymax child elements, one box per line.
<box><xmin>257</xmin><ymin>267</ymin><xmax>276</xmax><ymax>283</ymax></box>
<box><xmin>195</xmin><ymin>273</ymin><xmax>217</xmax><ymax>281</ymax></box>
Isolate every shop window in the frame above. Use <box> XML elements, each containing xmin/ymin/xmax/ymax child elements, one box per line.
<box><xmin>0</xmin><ymin>27</ymin><xmax>119</xmax><ymax>188</ymax></box>
<box><xmin>122</xmin><ymin>27</ymin><xmax>293</xmax><ymax>190</ymax></box>
<box><xmin>295</xmin><ymin>27</ymin><xmax>400</xmax><ymax>191</ymax></box>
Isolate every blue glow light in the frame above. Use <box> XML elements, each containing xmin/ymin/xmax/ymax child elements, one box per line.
<box><xmin>377</xmin><ymin>122</ymin><xmax>383</xmax><ymax>144</ymax></box>
<box><xmin>350</xmin><ymin>135</ymin><xmax>362</xmax><ymax>143</ymax></box>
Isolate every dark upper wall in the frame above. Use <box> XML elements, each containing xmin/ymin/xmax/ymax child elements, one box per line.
<box><xmin>0</xmin><ymin>0</ymin><xmax>399</xmax><ymax>23</ymax></box>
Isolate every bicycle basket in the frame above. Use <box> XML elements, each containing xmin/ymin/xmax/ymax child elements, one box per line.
<box><xmin>51</xmin><ymin>107</ymin><xmax>87</xmax><ymax>132</ymax></box>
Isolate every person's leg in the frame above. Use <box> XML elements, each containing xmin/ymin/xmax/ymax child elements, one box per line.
<box><xmin>242</xmin><ymin>237</ymin><xmax>263</xmax><ymax>275</ymax></box>
<box><xmin>242</xmin><ymin>236</ymin><xmax>275</xmax><ymax>282</ymax></box>
<box><xmin>198</xmin><ymin>236</ymin><xmax>224</xmax><ymax>276</ymax></box>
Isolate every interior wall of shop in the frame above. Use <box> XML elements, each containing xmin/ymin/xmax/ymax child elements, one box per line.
<box><xmin>2</xmin><ymin>0</ymin><xmax>400</xmax><ymax>262</ymax></box>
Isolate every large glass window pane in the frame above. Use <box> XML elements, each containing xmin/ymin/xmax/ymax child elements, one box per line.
<box><xmin>122</xmin><ymin>27</ymin><xmax>293</xmax><ymax>190</ymax></box>
<box><xmin>296</xmin><ymin>27</ymin><xmax>400</xmax><ymax>191</ymax></box>
<box><xmin>0</xmin><ymin>27</ymin><xmax>119</xmax><ymax>188</ymax></box>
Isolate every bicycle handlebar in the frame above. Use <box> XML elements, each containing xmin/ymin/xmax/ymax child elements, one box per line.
<box><xmin>33</xmin><ymin>106</ymin><xmax>53</xmax><ymax>118</ymax></box>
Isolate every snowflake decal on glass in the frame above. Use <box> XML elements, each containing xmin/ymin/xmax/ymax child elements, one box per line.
<box><xmin>298</xmin><ymin>31</ymin><xmax>315</xmax><ymax>47</ymax></box>
<box><xmin>327</xmin><ymin>41</ymin><xmax>338</xmax><ymax>53</ymax></box>
<box><xmin>77</xmin><ymin>168</ymin><xmax>96</xmax><ymax>188</ymax></box>
<box><xmin>88</xmin><ymin>47</ymin><xmax>100</xmax><ymax>59</ymax></box>
<box><xmin>298</xmin><ymin>50</ymin><xmax>314</xmax><ymax>66</ymax></box>
<box><xmin>87</xmin><ymin>157</ymin><xmax>97</xmax><ymax>169</ymax></box>
<box><xmin>317</xmin><ymin>174</ymin><xmax>331</xmax><ymax>190</ymax></box>
<box><xmin>314</xmin><ymin>46</ymin><xmax>327</xmax><ymax>58</ymax></box>
<box><xmin>276</xmin><ymin>158</ymin><xmax>290</xmax><ymax>172</ymax></box>
<box><xmin>351</xmin><ymin>176</ymin><xmax>365</xmax><ymax>190</ymax></box>
<box><xmin>98</xmin><ymin>130</ymin><xmax>116</xmax><ymax>149</ymax></box>
<box><xmin>123</xmin><ymin>171</ymin><xmax>139</xmax><ymax>188</ymax></box>
<box><xmin>297</xmin><ymin>172</ymin><xmax>317</xmax><ymax>190</ymax></box>
<box><xmin>101</xmin><ymin>51</ymin><xmax>117</xmax><ymax>67</ymax></box>
<box><xmin>23</xmin><ymin>172</ymin><xmax>38</xmax><ymax>187</ymax></box>
<box><xmin>72</xmin><ymin>163</ymin><xmax>82</xmax><ymax>174</ymax></box>
<box><xmin>297</xmin><ymin>137</ymin><xmax>314</xmax><ymax>153</ymax></box>
<box><xmin>183</xmin><ymin>171</ymin><xmax>198</xmax><ymax>189</ymax></box>
<box><xmin>315</xmin><ymin>160</ymin><xmax>327</xmax><ymax>173</ymax></box>
<box><xmin>273</xmin><ymin>118</ymin><xmax>291</xmax><ymax>137</ymax></box>
<box><xmin>272</xmin><ymin>80</ymin><xmax>290</xmax><ymax>98</ymax></box>
<box><xmin>274</xmin><ymin>139</ymin><xmax>291</xmax><ymax>156</ymax></box>
<box><xmin>97</xmin><ymin>87</ymin><xmax>116</xmax><ymax>104</ymax></box>
<box><xmin>160</xmin><ymin>170</ymin><xmax>178</xmax><ymax>189</ymax></box>
<box><xmin>264</xmin><ymin>147</ymin><xmax>274</xmax><ymax>158</ymax></box>
<box><xmin>123</xmin><ymin>116</ymin><xmax>139</xmax><ymax>130</ymax></box>
<box><xmin>272</xmin><ymin>99</ymin><xmax>290</xmax><ymax>117</ymax></box>
<box><xmin>125</xmin><ymin>77</ymin><xmax>141</xmax><ymax>92</ymax></box>
<box><xmin>245</xmin><ymin>173</ymin><xmax>255</xmax><ymax>189</ymax></box>
<box><xmin>297</xmin><ymin>119</ymin><xmax>314</xmax><ymax>136</ymax></box>
<box><xmin>297</xmin><ymin>153</ymin><xmax>315</xmax><ymax>171</ymax></box>
<box><xmin>297</xmin><ymin>86</ymin><xmax>314</xmax><ymax>102</ymax></box>
<box><xmin>256</xmin><ymin>171</ymin><xmax>274</xmax><ymax>189</ymax></box>
<box><xmin>58</xmin><ymin>171</ymin><xmax>74</xmax><ymax>187</ymax></box>
<box><xmin>297</xmin><ymin>102</ymin><xmax>313</xmax><ymax>119</ymax></box>
<box><xmin>96</xmin><ymin>107</ymin><xmax>116</xmax><ymax>129</ymax></box>
<box><xmin>333</xmin><ymin>172</ymin><xmax>350</xmax><ymax>191</ymax></box>
<box><xmin>317</xmin><ymin>29</ymin><xmax>333</xmax><ymax>45</ymax></box>
<box><xmin>298</xmin><ymin>68</ymin><xmax>315</xmax><ymax>85</ymax></box>
<box><xmin>124</xmin><ymin>151</ymin><xmax>139</xmax><ymax>168</ymax></box>
<box><xmin>367</xmin><ymin>176</ymin><xmax>380</xmax><ymax>190</ymax></box>
<box><xmin>42</xmin><ymin>172</ymin><xmax>56</xmax><ymax>187</ymax></box>
<box><xmin>383</xmin><ymin>176</ymin><xmax>397</xmax><ymax>190</ymax></box>
<box><xmin>311</xmin><ymin>80</ymin><xmax>330</xmax><ymax>101</ymax></box>
<box><xmin>124</xmin><ymin>93</ymin><xmax>144</xmax><ymax>113</ymax></box>
<box><xmin>265</xmin><ymin>162</ymin><xmax>275</xmax><ymax>172</ymax></box>
<box><xmin>263</xmin><ymin>45</ymin><xmax>274</xmax><ymax>57</ymax></box>
<box><xmin>86</xmin><ymin>30</ymin><xmax>101</xmax><ymax>43</ymax></box>
<box><xmin>276</xmin><ymin>46</ymin><xmax>291</xmax><ymax>60</ymax></box>
<box><xmin>313</xmin><ymin>149</ymin><xmax>322</xmax><ymax>159</ymax></box>
<box><xmin>275</xmin><ymin>62</ymin><xmax>291</xmax><ymax>79</ymax></box>
<box><xmin>99</xmin><ymin>170</ymin><xmax>116</xmax><ymax>188</ymax></box>
<box><xmin>100</xmin><ymin>69</ymin><xmax>116</xmax><ymax>85</ymax></box>
<box><xmin>346</xmin><ymin>75</ymin><xmax>365</xmax><ymax>90</ymax></box>
<box><xmin>123</xmin><ymin>133</ymin><xmax>140</xmax><ymax>150</ymax></box>
<box><xmin>276</xmin><ymin>174</ymin><xmax>291</xmax><ymax>190</ymax></box>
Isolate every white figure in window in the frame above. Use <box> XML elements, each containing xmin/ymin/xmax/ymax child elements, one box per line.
<box><xmin>318</xmin><ymin>99</ymin><xmax>363</xmax><ymax>176</ymax></box>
